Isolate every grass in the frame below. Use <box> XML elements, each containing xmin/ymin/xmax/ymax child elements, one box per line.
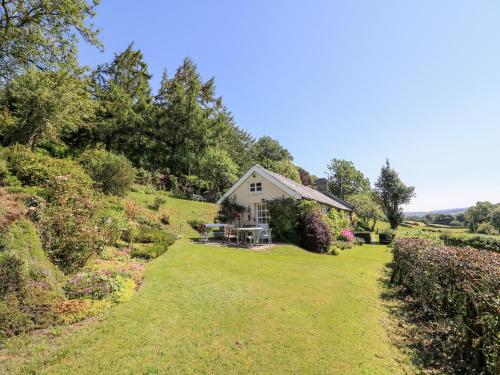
<box><xmin>128</xmin><ymin>191</ymin><xmax>219</xmax><ymax>238</ymax></box>
<box><xmin>1</xmin><ymin>241</ymin><xmax>412</xmax><ymax>374</ymax></box>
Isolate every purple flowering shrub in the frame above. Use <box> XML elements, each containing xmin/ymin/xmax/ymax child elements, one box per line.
<box><xmin>338</xmin><ymin>228</ymin><xmax>355</xmax><ymax>242</ymax></box>
<box><xmin>64</xmin><ymin>270</ymin><xmax>117</xmax><ymax>300</ymax></box>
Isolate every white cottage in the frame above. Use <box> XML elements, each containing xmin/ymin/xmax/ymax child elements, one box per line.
<box><xmin>217</xmin><ymin>165</ymin><xmax>352</xmax><ymax>226</ymax></box>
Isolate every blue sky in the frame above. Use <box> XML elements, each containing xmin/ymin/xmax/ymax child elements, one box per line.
<box><xmin>79</xmin><ymin>1</ymin><xmax>500</xmax><ymax>211</ymax></box>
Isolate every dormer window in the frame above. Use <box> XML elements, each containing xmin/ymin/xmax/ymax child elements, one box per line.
<box><xmin>250</xmin><ymin>182</ymin><xmax>262</xmax><ymax>193</ymax></box>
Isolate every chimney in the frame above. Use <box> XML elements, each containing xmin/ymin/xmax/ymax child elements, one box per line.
<box><xmin>316</xmin><ymin>178</ymin><xmax>328</xmax><ymax>193</ymax></box>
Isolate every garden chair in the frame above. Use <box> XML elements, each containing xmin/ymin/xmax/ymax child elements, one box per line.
<box><xmin>259</xmin><ymin>228</ymin><xmax>272</xmax><ymax>245</ymax></box>
<box><xmin>223</xmin><ymin>224</ymin><xmax>237</xmax><ymax>244</ymax></box>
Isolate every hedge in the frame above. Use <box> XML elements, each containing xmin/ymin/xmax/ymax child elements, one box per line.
<box><xmin>440</xmin><ymin>233</ymin><xmax>500</xmax><ymax>253</ymax></box>
<box><xmin>391</xmin><ymin>238</ymin><xmax>499</xmax><ymax>374</ymax></box>
<box><xmin>353</xmin><ymin>232</ymin><xmax>371</xmax><ymax>244</ymax></box>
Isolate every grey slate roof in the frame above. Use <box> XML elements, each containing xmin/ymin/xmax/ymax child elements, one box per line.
<box><xmin>261</xmin><ymin>166</ymin><xmax>352</xmax><ymax>211</ymax></box>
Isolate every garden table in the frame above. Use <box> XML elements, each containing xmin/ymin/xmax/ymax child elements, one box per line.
<box><xmin>235</xmin><ymin>227</ymin><xmax>263</xmax><ymax>246</ymax></box>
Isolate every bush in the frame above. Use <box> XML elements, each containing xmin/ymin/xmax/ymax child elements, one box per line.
<box><xmin>38</xmin><ymin>176</ymin><xmax>102</xmax><ymax>273</ymax></box>
<box><xmin>95</xmin><ymin>199</ymin><xmax>128</xmax><ymax>246</ymax></box>
<box><xmin>78</xmin><ymin>148</ymin><xmax>135</xmax><ymax>196</ymax></box>
<box><xmin>391</xmin><ymin>238</ymin><xmax>499</xmax><ymax>374</ymax></box>
<box><xmin>2</xmin><ymin>219</ymin><xmax>63</xmax><ymax>291</ymax></box>
<box><xmin>135</xmin><ymin>225</ymin><xmax>176</xmax><ymax>245</ymax></box>
<box><xmin>440</xmin><ymin>233</ymin><xmax>500</xmax><ymax>253</ymax></box>
<box><xmin>187</xmin><ymin>219</ymin><xmax>205</xmax><ymax>234</ymax></box>
<box><xmin>338</xmin><ymin>228</ymin><xmax>355</xmax><ymax>242</ymax></box>
<box><xmin>268</xmin><ymin>198</ymin><xmax>300</xmax><ymax>243</ymax></box>
<box><xmin>150</xmin><ymin>195</ymin><xmax>167</xmax><ymax>211</ymax></box>
<box><xmin>327</xmin><ymin>246</ymin><xmax>340</xmax><ymax>256</ymax></box>
<box><xmin>353</xmin><ymin>231</ymin><xmax>371</xmax><ymax>244</ymax></box>
<box><xmin>0</xmin><ymin>294</ymin><xmax>33</xmax><ymax>337</ymax></box>
<box><xmin>324</xmin><ymin>208</ymin><xmax>350</xmax><ymax>238</ymax></box>
<box><xmin>4</xmin><ymin>144</ymin><xmax>92</xmax><ymax>189</ymax></box>
<box><xmin>131</xmin><ymin>241</ymin><xmax>169</xmax><ymax>259</ymax></box>
<box><xmin>379</xmin><ymin>228</ymin><xmax>396</xmax><ymax>244</ymax></box>
<box><xmin>0</xmin><ymin>254</ymin><xmax>25</xmax><ymax>298</ymax></box>
<box><xmin>56</xmin><ymin>298</ymin><xmax>111</xmax><ymax>325</ymax></box>
<box><xmin>299</xmin><ymin>210</ymin><xmax>332</xmax><ymax>253</ymax></box>
<box><xmin>331</xmin><ymin>240</ymin><xmax>354</xmax><ymax>250</ymax></box>
<box><xmin>64</xmin><ymin>270</ymin><xmax>116</xmax><ymax>300</ymax></box>
<box><xmin>476</xmin><ymin>222</ymin><xmax>497</xmax><ymax>235</ymax></box>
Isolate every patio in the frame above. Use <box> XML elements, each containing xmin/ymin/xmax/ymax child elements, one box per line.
<box><xmin>199</xmin><ymin>223</ymin><xmax>273</xmax><ymax>248</ymax></box>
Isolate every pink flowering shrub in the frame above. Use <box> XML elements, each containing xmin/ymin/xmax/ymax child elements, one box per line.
<box><xmin>338</xmin><ymin>228</ymin><xmax>355</xmax><ymax>242</ymax></box>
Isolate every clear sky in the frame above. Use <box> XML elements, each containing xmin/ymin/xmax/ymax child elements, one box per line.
<box><xmin>79</xmin><ymin>1</ymin><xmax>500</xmax><ymax>211</ymax></box>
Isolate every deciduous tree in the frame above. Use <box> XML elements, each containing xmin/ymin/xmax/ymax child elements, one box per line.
<box><xmin>326</xmin><ymin>159</ymin><xmax>370</xmax><ymax>200</ymax></box>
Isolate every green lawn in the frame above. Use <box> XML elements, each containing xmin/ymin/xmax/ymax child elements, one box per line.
<box><xmin>2</xmin><ymin>241</ymin><xmax>411</xmax><ymax>374</ymax></box>
<box><xmin>128</xmin><ymin>191</ymin><xmax>219</xmax><ymax>238</ymax></box>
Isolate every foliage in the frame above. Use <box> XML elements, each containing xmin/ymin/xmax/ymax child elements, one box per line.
<box><xmin>131</xmin><ymin>241</ymin><xmax>169</xmax><ymax>260</ymax></box>
<box><xmin>64</xmin><ymin>270</ymin><xmax>117</xmax><ymax>300</ymax></box>
<box><xmin>297</xmin><ymin>166</ymin><xmax>314</xmax><ymax>186</ymax></box>
<box><xmin>152</xmin><ymin>57</ymin><xmax>232</xmax><ymax>176</ymax></box>
<box><xmin>1</xmin><ymin>219</ymin><xmax>62</xmax><ymax>292</ymax></box>
<box><xmin>150</xmin><ymin>195</ymin><xmax>167</xmax><ymax>211</ymax></box>
<box><xmin>187</xmin><ymin>219</ymin><xmax>205</xmax><ymax>234</ymax></box>
<box><xmin>338</xmin><ymin>228</ymin><xmax>355</xmax><ymax>242</ymax></box>
<box><xmin>326</xmin><ymin>159</ymin><xmax>370</xmax><ymax>200</ymax></box>
<box><xmin>0</xmin><ymin>253</ymin><xmax>25</xmax><ymax>298</ymax></box>
<box><xmin>465</xmin><ymin>201</ymin><xmax>495</xmax><ymax>231</ymax></box>
<box><xmin>379</xmin><ymin>228</ymin><xmax>396</xmax><ymax>244</ymax></box>
<box><xmin>1</xmin><ymin>69</ymin><xmax>94</xmax><ymax>148</ymax></box>
<box><xmin>198</xmin><ymin>147</ymin><xmax>238</xmax><ymax>200</ymax></box>
<box><xmin>353</xmin><ymin>231</ymin><xmax>371</xmax><ymax>244</ymax></box>
<box><xmin>78</xmin><ymin>148</ymin><xmax>135</xmax><ymax>196</ymax></box>
<box><xmin>134</xmin><ymin>225</ymin><xmax>176</xmax><ymax>245</ymax></box>
<box><xmin>217</xmin><ymin>196</ymin><xmax>245</xmax><ymax>225</ymax></box>
<box><xmin>0</xmin><ymin>0</ymin><xmax>101</xmax><ymax>82</ymax></box>
<box><xmin>249</xmin><ymin>136</ymin><xmax>293</xmax><ymax>168</ymax></box>
<box><xmin>56</xmin><ymin>298</ymin><xmax>111</xmax><ymax>325</ymax></box>
<box><xmin>374</xmin><ymin>159</ymin><xmax>415</xmax><ymax>229</ymax></box>
<box><xmin>0</xmin><ymin>294</ymin><xmax>32</xmax><ymax>337</ymax></box>
<box><xmin>299</xmin><ymin>210</ymin><xmax>332</xmax><ymax>253</ymax></box>
<box><xmin>38</xmin><ymin>175</ymin><xmax>101</xmax><ymax>273</ymax></box>
<box><xmin>268</xmin><ymin>198</ymin><xmax>300</xmax><ymax>243</ymax></box>
<box><xmin>3</xmin><ymin>144</ymin><xmax>92</xmax><ymax>188</ymax></box>
<box><xmin>331</xmin><ymin>240</ymin><xmax>354</xmax><ymax>250</ymax></box>
<box><xmin>476</xmin><ymin>222</ymin><xmax>497</xmax><ymax>235</ymax></box>
<box><xmin>267</xmin><ymin>159</ymin><xmax>300</xmax><ymax>182</ymax></box>
<box><xmin>323</xmin><ymin>208</ymin><xmax>350</xmax><ymax>238</ymax></box>
<box><xmin>347</xmin><ymin>192</ymin><xmax>383</xmax><ymax>231</ymax></box>
<box><xmin>440</xmin><ymin>233</ymin><xmax>500</xmax><ymax>253</ymax></box>
<box><xmin>491</xmin><ymin>206</ymin><xmax>500</xmax><ymax>231</ymax></box>
<box><xmin>391</xmin><ymin>238</ymin><xmax>499</xmax><ymax>374</ymax></box>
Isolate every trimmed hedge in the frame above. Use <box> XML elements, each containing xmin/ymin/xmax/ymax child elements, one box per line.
<box><xmin>391</xmin><ymin>238</ymin><xmax>499</xmax><ymax>374</ymax></box>
<box><xmin>440</xmin><ymin>233</ymin><xmax>500</xmax><ymax>253</ymax></box>
<box><xmin>135</xmin><ymin>225</ymin><xmax>176</xmax><ymax>245</ymax></box>
<box><xmin>353</xmin><ymin>231</ymin><xmax>371</xmax><ymax>244</ymax></box>
<box><xmin>131</xmin><ymin>241</ymin><xmax>169</xmax><ymax>259</ymax></box>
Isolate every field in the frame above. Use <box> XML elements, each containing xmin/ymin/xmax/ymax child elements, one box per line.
<box><xmin>1</xmin><ymin>241</ymin><xmax>412</xmax><ymax>374</ymax></box>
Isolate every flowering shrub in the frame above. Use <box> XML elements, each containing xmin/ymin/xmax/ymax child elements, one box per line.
<box><xmin>63</xmin><ymin>270</ymin><xmax>116</xmax><ymax>300</ymax></box>
<box><xmin>338</xmin><ymin>228</ymin><xmax>355</xmax><ymax>242</ymax></box>
<box><xmin>109</xmin><ymin>276</ymin><xmax>136</xmax><ymax>303</ymax></box>
<box><xmin>299</xmin><ymin>211</ymin><xmax>332</xmax><ymax>253</ymax></box>
<box><xmin>56</xmin><ymin>298</ymin><xmax>112</xmax><ymax>325</ymax></box>
<box><xmin>87</xmin><ymin>258</ymin><xmax>144</xmax><ymax>286</ymax></box>
<box><xmin>392</xmin><ymin>238</ymin><xmax>500</xmax><ymax>374</ymax></box>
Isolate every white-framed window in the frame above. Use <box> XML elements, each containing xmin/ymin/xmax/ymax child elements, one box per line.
<box><xmin>256</xmin><ymin>203</ymin><xmax>270</xmax><ymax>224</ymax></box>
<box><xmin>249</xmin><ymin>182</ymin><xmax>263</xmax><ymax>193</ymax></box>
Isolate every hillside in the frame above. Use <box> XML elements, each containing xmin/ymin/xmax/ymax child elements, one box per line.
<box><xmin>405</xmin><ymin>207</ymin><xmax>468</xmax><ymax>218</ymax></box>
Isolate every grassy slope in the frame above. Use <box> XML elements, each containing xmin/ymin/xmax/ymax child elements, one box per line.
<box><xmin>3</xmin><ymin>242</ymin><xmax>410</xmax><ymax>374</ymax></box>
<box><xmin>128</xmin><ymin>191</ymin><xmax>219</xmax><ymax>238</ymax></box>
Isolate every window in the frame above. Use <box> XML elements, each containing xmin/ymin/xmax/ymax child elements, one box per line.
<box><xmin>249</xmin><ymin>182</ymin><xmax>262</xmax><ymax>193</ymax></box>
<box><xmin>256</xmin><ymin>203</ymin><xmax>270</xmax><ymax>224</ymax></box>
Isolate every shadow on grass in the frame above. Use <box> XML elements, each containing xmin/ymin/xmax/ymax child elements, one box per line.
<box><xmin>378</xmin><ymin>262</ymin><xmax>451</xmax><ymax>374</ymax></box>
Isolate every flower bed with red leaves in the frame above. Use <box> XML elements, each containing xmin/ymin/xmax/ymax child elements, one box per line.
<box><xmin>391</xmin><ymin>238</ymin><xmax>499</xmax><ymax>374</ymax></box>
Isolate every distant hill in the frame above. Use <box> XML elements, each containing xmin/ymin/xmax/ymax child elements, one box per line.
<box><xmin>405</xmin><ymin>208</ymin><xmax>468</xmax><ymax>218</ymax></box>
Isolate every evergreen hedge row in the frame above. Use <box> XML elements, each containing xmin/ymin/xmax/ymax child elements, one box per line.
<box><xmin>440</xmin><ymin>233</ymin><xmax>500</xmax><ymax>253</ymax></box>
<box><xmin>391</xmin><ymin>238</ymin><xmax>499</xmax><ymax>374</ymax></box>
